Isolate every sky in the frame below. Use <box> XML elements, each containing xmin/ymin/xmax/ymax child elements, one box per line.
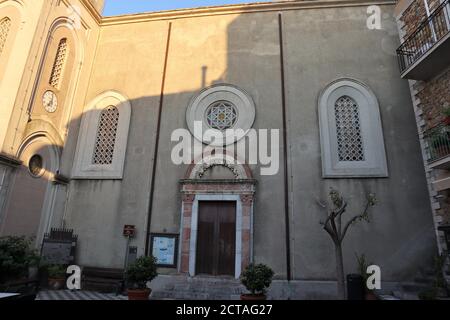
<box><xmin>103</xmin><ymin>0</ymin><xmax>271</xmax><ymax>16</ymax></box>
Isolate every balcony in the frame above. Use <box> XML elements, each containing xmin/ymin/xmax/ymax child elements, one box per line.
<box><xmin>424</xmin><ymin>121</ymin><xmax>450</xmax><ymax>169</ymax></box>
<box><xmin>397</xmin><ymin>0</ymin><xmax>450</xmax><ymax>80</ymax></box>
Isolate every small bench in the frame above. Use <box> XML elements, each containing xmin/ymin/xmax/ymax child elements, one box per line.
<box><xmin>81</xmin><ymin>267</ymin><xmax>124</xmax><ymax>295</ymax></box>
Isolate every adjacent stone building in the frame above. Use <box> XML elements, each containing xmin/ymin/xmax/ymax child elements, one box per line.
<box><xmin>394</xmin><ymin>0</ymin><xmax>450</xmax><ymax>285</ymax></box>
<box><xmin>0</xmin><ymin>0</ymin><xmax>442</xmax><ymax>298</ymax></box>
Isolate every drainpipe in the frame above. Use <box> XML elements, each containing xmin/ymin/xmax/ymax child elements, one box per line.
<box><xmin>144</xmin><ymin>22</ymin><xmax>173</xmax><ymax>255</ymax></box>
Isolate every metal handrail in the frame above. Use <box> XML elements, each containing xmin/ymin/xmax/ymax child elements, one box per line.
<box><xmin>423</xmin><ymin>121</ymin><xmax>450</xmax><ymax>163</ymax></box>
<box><xmin>397</xmin><ymin>0</ymin><xmax>450</xmax><ymax>73</ymax></box>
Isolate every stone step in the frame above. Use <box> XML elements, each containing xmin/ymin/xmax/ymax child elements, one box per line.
<box><xmin>151</xmin><ymin>290</ymin><xmax>241</xmax><ymax>300</ymax></box>
<box><xmin>150</xmin><ymin>275</ymin><xmax>246</xmax><ymax>300</ymax></box>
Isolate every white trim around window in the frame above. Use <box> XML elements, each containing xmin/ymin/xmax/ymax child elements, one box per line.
<box><xmin>72</xmin><ymin>91</ymin><xmax>131</xmax><ymax>179</ymax></box>
<box><xmin>318</xmin><ymin>78</ymin><xmax>388</xmax><ymax>178</ymax></box>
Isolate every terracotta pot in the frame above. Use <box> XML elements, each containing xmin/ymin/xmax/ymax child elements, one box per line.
<box><xmin>444</xmin><ymin>116</ymin><xmax>450</xmax><ymax>125</ymax></box>
<box><xmin>240</xmin><ymin>293</ymin><xmax>267</xmax><ymax>300</ymax></box>
<box><xmin>48</xmin><ymin>278</ymin><xmax>65</xmax><ymax>290</ymax></box>
<box><xmin>365</xmin><ymin>291</ymin><xmax>378</xmax><ymax>300</ymax></box>
<box><xmin>128</xmin><ymin>288</ymin><xmax>152</xmax><ymax>300</ymax></box>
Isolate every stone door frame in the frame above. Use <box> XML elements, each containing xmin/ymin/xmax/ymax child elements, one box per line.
<box><xmin>189</xmin><ymin>194</ymin><xmax>243</xmax><ymax>278</ymax></box>
<box><xmin>179</xmin><ymin>152</ymin><xmax>256</xmax><ymax>279</ymax></box>
<box><xmin>179</xmin><ymin>184</ymin><xmax>256</xmax><ymax>279</ymax></box>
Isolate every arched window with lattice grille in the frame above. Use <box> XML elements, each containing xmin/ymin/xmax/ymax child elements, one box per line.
<box><xmin>49</xmin><ymin>38</ymin><xmax>68</xmax><ymax>89</ymax></box>
<box><xmin>318</xmin><ymin>78</ymin><xmax>388</xmax><ymax>178</ymax></box>
<box><xmin>72</xmin><ymin>91</ymin><xmax>131</xmax><ymax>179</ymax></box>
<box><xmin>92</xmin><ymin>106</ymin><xmax>120</xmax><ymax>165</ymax></box>
<box><xmin>334</xmin><ymin>95</ymin><xmax>365</xmax><ymax>162</ymax></box>
<box><xmin>0</xmin><ymin>17</ymin><xmax>12</xmax><ymax>56</ymax></box>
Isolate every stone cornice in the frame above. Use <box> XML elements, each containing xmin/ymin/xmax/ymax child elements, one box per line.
<box><xmin>94</xmin><ymin>0</ymin><xmax>396</xmax><ymax>26</ymax></box>
<box><xmin>0</xmin><ymin>153</ymin><xmax>22</xmax><ymax>168</ymax></box>
<box><xmin>80</xmin><ymin>0</ymin><xmax>102</xmax><ymax>24</ymax></box>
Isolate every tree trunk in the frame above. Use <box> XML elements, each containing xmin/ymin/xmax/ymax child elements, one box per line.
<box><xmin>335</xmin><ymin>243</ymin><xmax>346</xmax><ymax>300</ymax></box>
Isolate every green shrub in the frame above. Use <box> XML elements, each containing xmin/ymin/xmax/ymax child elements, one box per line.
<box><xmin>418</xmin><ymin>288</ymin><xmax>437</xmax><ymax>300</ymax></box>
<box><xmin>240</xmin><ymin>263</ymin><xmax>274</xmax><ymax>295</ymax></box>
<box><xmin>126</xmin><ymin>256</ymin><xmax>158</xmax><ymax>289</ymax></box>
<box><xmin>47</xmin><ymin>264</ymin><xmax>66</xmax><ymax>279</ymax></box>
<box><xmin>442</xmin><ymin>106</ymin><xmax>450</xmax><ymax>117</ymax></box>
<box><xmin>0</xmin><ymin>236</ymin><xmax>40</xmax><ymax>283</ymax></box>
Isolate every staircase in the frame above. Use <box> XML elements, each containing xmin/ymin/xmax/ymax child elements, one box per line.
<box><xmin>150</xmin><ymin>275</ymin><xmax>246</xmax><ymax>300</ymax></box>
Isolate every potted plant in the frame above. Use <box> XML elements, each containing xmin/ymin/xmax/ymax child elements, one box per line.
<box><xmin>442</xmin><ymin>107</ymin><xmax>450</xmax><ymax>125</ymax></box>
<box><xmin>240</xmin><ymin>263</ymin><xmax>274</xmax><ymax>300</ymax></box>
<box><xmin>46</xmin><ymin>264</ymin><xmax>66</xmax><ymax>290</ymax></box>
<box><xmin>356</xmin><ymin>253</ymin><xmax>377</xmax><ymax>300</ymax></box>
<box><xmin>0</xmin><ymin>236</ymin><xmax>40</xmax><ymax>284</ymax></box>
<box><xmin>126</xmin><ymin>256</ymin><xmax>158</xmax><ymax>300</ymax></box>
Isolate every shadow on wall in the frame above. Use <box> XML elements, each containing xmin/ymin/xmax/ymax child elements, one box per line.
<box><xmin>0</xmin><ymin>5</ymin><xmax>438</xmax><ymax>282</ymax></box>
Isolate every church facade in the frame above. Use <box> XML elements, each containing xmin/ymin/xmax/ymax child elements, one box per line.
<box><xmin>0</xmin><ymin>0</ymin><xmax>440</xmax><ymax>298</ymax></box>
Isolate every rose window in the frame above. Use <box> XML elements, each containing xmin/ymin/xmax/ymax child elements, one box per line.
<box><xmin>205</xmin><ymin>101</ymin><xmax>238</xmax><ymax>131</ymax></box>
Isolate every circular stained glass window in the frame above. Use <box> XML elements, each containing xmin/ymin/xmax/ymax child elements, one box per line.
<box><xmin>205</xmin><ymin>101</ymin><xmax>238</xmax><ymax>131</ymax></box>
<box><xmin>29</xmin><ymin>155</ymin><xmax>44</xmax><ymax>177</ymax></box>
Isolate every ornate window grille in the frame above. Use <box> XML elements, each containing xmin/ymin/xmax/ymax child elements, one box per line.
<box><xmin>205</xmin><ymin>101</ymin><xmax>238</xmax><ymax>131</ymax></box>
<box><xmin>0</xmin><ymin>17</ymin><xmax>11</xmax><ymax>56</ymax></box>
<box><xmin>92</xmin><ymin>106</ymin><xmax>120</xmax><ymax>165</ymax></box>
<box><xmin>49</xmin><ymin>38</ymin><xmax>68</xmax><ymax>89</ymax></box>
<box><xmin>334</xmin><ymin>96</ymin><xmax>365</xmax><ymax>162</ymax></box>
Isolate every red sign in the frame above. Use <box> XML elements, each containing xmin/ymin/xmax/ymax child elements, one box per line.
<box><xmin>123</xmin><ymin>225</ymin><xmax>136</xmax><ymax>237</ymax></box>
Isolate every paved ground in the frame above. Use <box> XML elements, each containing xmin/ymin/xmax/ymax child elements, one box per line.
<box><xmin>37</xmin><ymin>290</ymin><xmax>128</xmax><ymax>300</ymax></box>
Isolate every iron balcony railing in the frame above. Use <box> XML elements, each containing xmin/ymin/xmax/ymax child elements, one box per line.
<box><xmin>424</xmin><ymin>122</ymin><xmax>450</xmax><ymax>163</ymax></box>
<box><xmin>397</xmin><ymin>0</ymin><xmax>450</xmax><ymax>73</ymax></box>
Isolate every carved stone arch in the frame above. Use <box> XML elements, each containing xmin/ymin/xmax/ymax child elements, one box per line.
<box><xmin>185</xmin><ymin>151</ymin><xmax>253</xmax><ymax>180</ymax></box>
<box><xmin>179</xmin><ymin>149</ymin><xmax>256</xmax><ymax>278</ymax></box>
<box><xmin>17</xmin><ymin>131</ymin><xmax>61</xmax><ymax>175</ymax></box>
<box><xmin>22</xmin><ymin>118</ymin><xmax>65</xmax><ymax>148</ymax></box>
<box><xmin>2</xmin><ymin>132</ymin><xmax>62</xmax><ymax>247</ymax></box>
<box><xmin>47</xmin><ymin>17</ymin><xmax>85</xmax><ymax>64</ymax></box>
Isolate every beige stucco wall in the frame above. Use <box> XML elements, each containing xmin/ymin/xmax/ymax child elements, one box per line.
<box><xmin>0</xmin><ymin>0</ymin><xmax>45</xmax><ymax>153</ymax></box>
<box><xmin>0</xmin><ymin>0</ymin><xmax>100</xmax><ymax>248</ymax></box>
<box><xmin>0</xmin><ymin>0</ymin><xmax>438</xmax><ymax>284</ymax></box>
<box><xmin>60</xmin><ymin>1</ymin><xmax>437</xmax><ymax>282</ymax></box>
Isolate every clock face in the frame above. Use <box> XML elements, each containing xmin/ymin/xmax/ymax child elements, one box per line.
<box><xmin>43</xmin><ymin>90</ymin><xmax>58</xmax><ymax>113</ymax></box>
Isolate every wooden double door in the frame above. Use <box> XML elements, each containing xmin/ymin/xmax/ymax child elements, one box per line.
<box><xmin>196</xmin><ymin>201</ymin><xmax>236</xmax><ymax>276</ymax></box>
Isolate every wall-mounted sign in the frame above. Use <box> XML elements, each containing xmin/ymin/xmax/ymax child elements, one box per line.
<box><xmin>123</xmin><ymin>225</ymin><xmax>136</xmax><ymax>237</ymax></box>
<box><xmin>40</xmin><ymin>228</ymin><xmax>77</xmax><ymax>265</ymax></box>
<box><xmin>41</xmin><ymin>242</ymin><xmax>73</xmax><ymax>265</ymax></box>
<box><xmin>150</xmin><ymin>233</ymin><xmax>178</xmax><ymax>268</ymax></box>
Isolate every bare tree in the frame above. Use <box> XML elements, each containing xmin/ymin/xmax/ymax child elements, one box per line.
<box><xmin>317</xmin><ymin>188</ymin><xmax>377</xmax><ymax>300</ymax></box>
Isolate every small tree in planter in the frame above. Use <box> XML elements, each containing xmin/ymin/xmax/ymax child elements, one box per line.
<box><xmin>126</xmin><ymin>256</ymin><xmax>158</xmax><ymax>300</ymax></box>
<box><xmin>240</xmin><ymin>263</ymin><xmax>274</xmax><ymax>300</ymax></box>
<box><xmin>317</xmin><ymin>188</ymin><xmax>377</xmax><ymax>300</ymax></box>
<box><xmin>46</xmin><ymin>264</ymin><xmax>66</xmax><ymax>290</ymax></box>
<box><xmin>355</xmin><ymin>253</ymin><xmax>377</xmax><ymax>300</ymax></box>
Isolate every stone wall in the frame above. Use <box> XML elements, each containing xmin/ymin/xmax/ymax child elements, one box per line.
<box><xmin>399</xmin><ymin>0</ymin><xmax>441</xmax><ymax>38</ymax></box>
<box><xmin>416</xmin><ymin>67</ymin><xmax>450</xmax><ymax>130</ymax></box>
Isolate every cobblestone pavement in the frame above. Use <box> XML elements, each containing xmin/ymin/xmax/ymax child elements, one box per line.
<box><xmin>37</xmin><ymin>290</ymin><xmax>128</xmax><ymax>300</ymax></box>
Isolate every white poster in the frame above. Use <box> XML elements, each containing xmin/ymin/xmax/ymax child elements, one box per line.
<box><xmin>152</xmin><ymin>236</ymin><xmax>176</xmax><ymax>265</ymax></box>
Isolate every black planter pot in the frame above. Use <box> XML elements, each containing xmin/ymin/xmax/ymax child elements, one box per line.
<box><xmin>346</xmin><ymin>274</ymin><xmax>364</xmax><ymax>300</ymax></box>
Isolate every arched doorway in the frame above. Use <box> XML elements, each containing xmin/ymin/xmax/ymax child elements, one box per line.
<box><xmin>0</xmin><ymin>135</ymin><xmax>60</xmax><ymax>247</ymax></box>
<box><xmin>179</xmin><ymin>152</ymin><xmax>256</xmax><ymax>279</ymax></box>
